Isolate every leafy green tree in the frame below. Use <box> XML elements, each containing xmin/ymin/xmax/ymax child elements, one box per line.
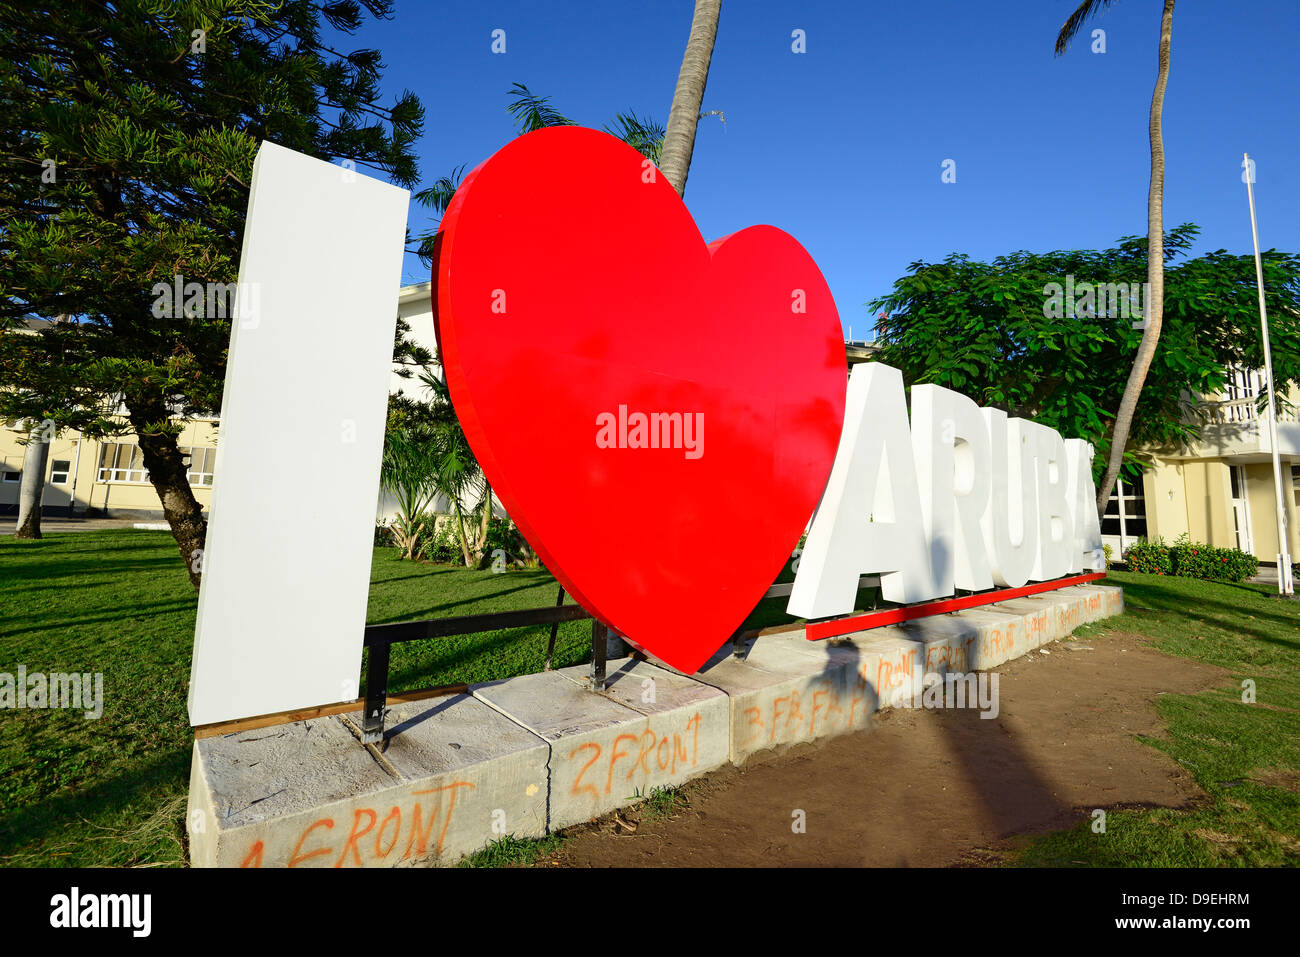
<box><xmin>1055</xmin><ymin>0</ymin><xmax>1176</xmax><ymax>510</ymax></box>
<box><xmin>0</xmin><ymin>0</ymin><xmax>423</xmax><ymax>585</ymax></box>
<box><xmin>869</xmin><ymin>225</ymin><xmax>1300</xmax><ymax>491</ymax></box>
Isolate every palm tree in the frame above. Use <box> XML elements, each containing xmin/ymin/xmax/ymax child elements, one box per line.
<box><xmin>419</xmin><ymin>365</ymin><xmax>492</xmax><ymax>567</ymax></box>
<box><xmin>1056</xmin><ymin>0</ymin><xmax>1176</xmax><ymax>514</ymax></box>
<box><xmin>659</xmin><ymin>0</ymin><xmax>722</xmax><ymax>198</ymax></box>
<box><xmin>379</xmin><ymin>423</ymin><xmax>440</xmax><ymax>561</ymax></box>
<box><xmin>381</xmin><ymin>363</ymin><xmax>494</xmax><ymax>566</ymax></box>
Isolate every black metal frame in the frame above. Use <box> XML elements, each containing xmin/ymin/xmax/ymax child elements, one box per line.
<box><xmin>355</xmin><ymin>574</ymin><xmax>861</xmax><ymax>744</ymax></box>
<box><xmin>360</xmin><ymin>600</ymin><xmax>597</xmax><ymax>743</ymax></box>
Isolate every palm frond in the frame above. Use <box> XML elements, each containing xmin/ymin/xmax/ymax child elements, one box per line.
<box><xmin>603</xmin><ymin>111</ymin><xmax>666</xmax><ymax>163</ymax></box>
<box><xmin>412</xmin><ymin>165</ymin><xmax>465</xmax><ymax>215</ymax></box>
<box><xmin>1055</xmin><ymin>0</ymin><xmax>1116</xmax><ymax>57</ymax></box>
<box><xmin>504</xmin><ymin>81</ymin><xmax>575</xmax><ymax>134</ymax></box>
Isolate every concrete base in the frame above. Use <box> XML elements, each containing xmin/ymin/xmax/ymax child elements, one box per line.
<box><xmin>473</xmin><ymin>666</ymin><xmax>728</xmax><ymax>831</ymax></box>
<box><xmin>188</xmin><ymin>583</ymin><xmax>1126</xmax><ymax>866</ymax></box>
<box><xmin>694</xmin><ymin>635</ymin><xmax>875</xmax><ymax>762</ymax></box>
<box><xmin>957</xmin><ymin>607</ymin><xmax>1034</xmax><ymax>668</ymax></box>
<box><xmin>1072</xmin><ymin>584</ymin><xmax>1125</xmax><ymax>622</ymax></box>
<box><xmin>187</xmin><ymin>694</ymin><xmax>550</xmax><ymax>867</ymax></box>
<box><xmin>986</xmin><ymin>597</ymin><xmax>1059</xmax><ymax>648</ymax></box>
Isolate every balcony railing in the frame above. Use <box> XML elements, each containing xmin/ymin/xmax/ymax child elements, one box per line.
<box><xmin>1200</xmin><ymin>396</ymin><xmax>1297</xmax><ymax>426</ymax></box>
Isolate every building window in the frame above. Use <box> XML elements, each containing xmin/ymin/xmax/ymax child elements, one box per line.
<box><xmin>1292</xmin><ymin>464</ymin><xmax>1299</xmax><ymax>509</ymax></box>
<box><xmin>1</xmin><ymin>469</ymin><xmax>19</xmax><ymax>483</ymax></box>
<box><xmin>50</xmin><ymin>460</ymin><xmax>71</xmax><ymax>484</ymax></box>
<box><xmin>185</xmin><ymin>447</ymin><xmax>215</xmax><ymax>486</ymax></box>
<box><xmin>98</xmin><ymin>443</ymin><xmax>149</xmax><ymax>483</ymax></box>
<box><xmin>1102</xmin><ymin>476</ymin><xmax>1147</xmax><ymax>548</ymax></box>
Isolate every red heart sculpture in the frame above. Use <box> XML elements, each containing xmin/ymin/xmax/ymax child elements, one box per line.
<box><xmin>432</xmin><ymin>126</ymin><xmax>846</xmax><ymax>673</ymax></box>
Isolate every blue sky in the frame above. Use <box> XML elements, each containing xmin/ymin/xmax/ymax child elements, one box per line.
<box><xmin>353</xmin><ymin>0</ymin><xmax>1299</xmax><ymax>339</ymax></box>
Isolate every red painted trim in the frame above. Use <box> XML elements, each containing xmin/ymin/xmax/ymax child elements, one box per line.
<box><xmin>804</xmin><ymin>572</ymin><xmax>1108</xmax><ymax>641</ymax></box>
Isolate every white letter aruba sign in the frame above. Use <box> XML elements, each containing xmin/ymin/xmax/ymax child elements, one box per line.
<box><xmin>788</xmin><ymin>363</ymin><xmax>1104</xmax><ymax>621</ymax></box>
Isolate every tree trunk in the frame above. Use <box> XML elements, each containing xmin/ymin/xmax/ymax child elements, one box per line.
<box><xmin>452</xmin><ymin>496</ymin><xmax>473</xmax><ymax>568</ymax></box>
<box><xmin>476</xmin><ymin>479</ymin><xmax>493</xmax><ymax>558</ymax></box>
<box><xmin>1096</xmin><ymin>0</ymin><xmax>1174</xmax><ymax>517</ymax></box>
<box><xmin>13</xmin><ymin>428</ymin><xmax>50</xmax><ymax>540</ymax></box>
<box><xmin>658</xmin><ymin>0</ymin><xmax>721</xmax><ymax>198</ymax></box>
<box><xmin>124</xmin><ymin>397</ymin><xmax>208</xmax><ymax>590</ymax></box>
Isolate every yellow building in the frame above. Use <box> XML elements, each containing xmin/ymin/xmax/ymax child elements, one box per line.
<box><xmin>1109</xmin><ymin>368</ymin><xmax>1300</xmax><ymax>565</ymax></box>
<box><xmin>0</xmin><ymin>415</ymin><xmax>220</xmax><ymax>520</ymax></box>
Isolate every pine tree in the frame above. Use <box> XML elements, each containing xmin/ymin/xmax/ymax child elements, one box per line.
<box><xmin>0</xmin><ymin>0</ymin><xmax>423</xmax><ymax>585</ymax></box>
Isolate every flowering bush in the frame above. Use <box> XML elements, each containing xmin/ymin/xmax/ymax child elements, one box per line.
<box><xmin>1125</xmin><ymin>538</ymin><xmax>1172</xmax><ymax>575</ymax></box>
<box><xmin>1124</xmin><ymin>535</ymin><xmax>1257</xmax><ymax>583</ymax></box>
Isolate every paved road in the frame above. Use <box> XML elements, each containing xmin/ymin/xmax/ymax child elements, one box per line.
<box><xmin>0</xmin><ymin>517</ymin><xmax>150</xmax><ymax>536</ymax></box>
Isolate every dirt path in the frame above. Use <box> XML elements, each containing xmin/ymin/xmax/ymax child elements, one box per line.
<box><xmin>539</xmin><ymin>631</ymin><xmax>1228</xmax><ymax>867</ymax></box>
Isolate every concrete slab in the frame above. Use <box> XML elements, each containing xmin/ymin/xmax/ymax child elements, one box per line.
<box><xmin>951</xmin><ymin>607</ymin><xmax>1031</xmax><ymax>668</ymax></box>
<box><xmin>472</xmin><ymin>669</ymin><xmax>727</xmax><ymax>832</ymax></box>
<box><xmin>554</xmin><ymin>657</ymin><xmax>726</xmax><ymax>721</ymax></box>
<box><xmin>768</xmin><ymin>622</ymin><xmax>982</xmax><ymax>710</ymax></box>
<box><xmin>556</xmin><ymin>658</ymin><xmax>730</xmax><ymax>803</ymax></box>
<box><xmin>793</xmin><ymin>627</ymin><xmax>924</xmax><ymax>711</ymax></box>
<box><xmin>1045</xmin><ymin>588</ymin><xmax>1090</xmax><ymax>637</ymax></box>
<box><xmin>985</xmin><ymin>597</ymin><xmax>1059</xmax><ymax>648</ymax></box>
<box><xmin>650</xmin><ymin>636</ymin><xmax>875</xmax><ymax>763</ymax></box>
<box><xmin>187</xmin><ymin>693</ymin><xmax>550</xmax><ymax>868</ymax></box>
<box><xmin>893</xmin><ymin>616</ymin><xmax>981</xmax><ymax>675</ymax></box>
<box><xmin>1099</xmin><ymin>584</ymin><xmax>1124</xmax><ymax>617</ymax></box>
<box><xmin>1068</xmin><ymin>584</ymin><xmax>1124</xmax><ymax>623</ymax></box>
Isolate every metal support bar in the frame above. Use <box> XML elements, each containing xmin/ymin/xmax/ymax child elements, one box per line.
<box><xmin>364</xmin><ymin>602</ymin><xmax>592</xmax><ymax>646</ymax></box>
<box><xmin>360</xmin><ymin>640</ymin><xmax>390</xmax><ymax>744</ymax></box>
<box><xmin>589</xmin><ymin>620</ymin><xmax>608</xmax><ymax>691</ymax></box>
<box><xmin>544</xmin><ymin>584</ymin><xmax>566</xmax><ymax>670</ymax></box>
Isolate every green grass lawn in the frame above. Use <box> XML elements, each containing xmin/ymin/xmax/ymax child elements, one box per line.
<box><xmin>1</xmin><ymin>531</ymin><xmax>1296</xmax><ymax>867</ymax></box>
<box><xmin>1014</xmin><ymin>571</ymin><xmax>1300</xmax><ymax>866</ymax></box>
<box><xmin>0</xmin><ymin>529</ymin><xmax>604</xmax><ymax>867</ymax></box>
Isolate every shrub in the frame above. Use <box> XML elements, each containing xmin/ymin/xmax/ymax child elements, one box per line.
<box><xmin>483</xmin><ymin>517</ymin><xmax>519</xmax><ymax>558</ymax></box>
<box><xmin>476</xmin><ymin>518</ymin><xmax>535</xmax><ymax>570</ymax></box>
<box><xmin>390</xmin><ymin>512</ymin><xmax>538</xmax><ymax>569</ymax></box>
<box><xmin>1125</xmin><ymin>535</ymin><xmax>1257</xmax><ymax>583</ymax></box>
<box><xmin>422</xmin><ymin>516</ymin><xmax>463</xmax><ymax>565</ymax></box>
<box><xmin>1124</xmin><ymin>538</ymin><xmax>1172</xmax><ymax>576</ymax></box>
<box><xmin>386</xmin><ymin>511</ymin><xmax>458</xmax><ymax>563</ymax></box>
<box><xmin>374</xmin><ymin>520</ymin><xmax>393</xmax><ymax>548</ymax></box>
<box><xmin>1169</xmin><ymin>535</ymin><xmax>1257</xmax><ymax>583</ymax></box>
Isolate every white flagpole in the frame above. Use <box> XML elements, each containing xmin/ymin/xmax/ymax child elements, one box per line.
<box><xmin>1243</xmin><ymin>152</ymin><xmax>1294</xmax><ymax>595</ymax></box>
